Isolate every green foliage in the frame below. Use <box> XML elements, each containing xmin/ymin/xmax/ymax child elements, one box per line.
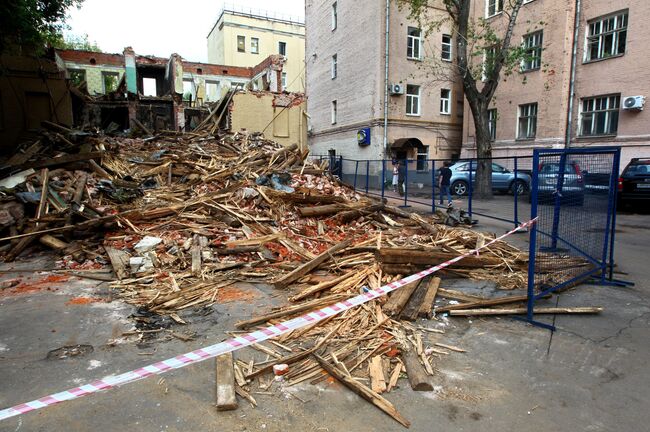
<box><xmin>103</xmin><ymin>73</ymin><xmax>119</xmax><ymax>93</ymax></box>
<box><xmin>0</xmin><ymin>0</ymin><xmax>84</xmax><ymax>54</ymax></box>
<box><xmin>51</xmin><ymin>33</ymin><xmax>101</xmax><ymax>52</ymax></box>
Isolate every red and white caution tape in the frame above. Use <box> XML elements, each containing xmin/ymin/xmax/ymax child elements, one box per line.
<box><xmin>0</xmin><ymin>218</ymin><xmax>536</xmax><ymax>422</ymax></box>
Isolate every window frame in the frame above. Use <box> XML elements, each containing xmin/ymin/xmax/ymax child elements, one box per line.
<box><xmin>251</xmin><ymin>37</ymin><xmax>259</xmax><ymax>54</ymax></box>
<box><xmin>68</xmin><ymin>69</ymin><xmax>86</xmax><ymax>87</ymax></box>
<box><xmin>331</xmin><ymin>54</ymin><xmax>337</xmax><ymax>79</ymax></box>
<box><xmin>584</xmin><ymin>11</ymin><xmax>628</xmax><ymax>63</ymax></box>
<box><xmin>440</xmin><ymin>89</ymin><xmax>451</xmax><ymax>115</ymax></box>
<box><xmin>441</xmin><ymin>34</ymin><xmax>452</xmax><ymax>62</ymax></box>
<box><xmin>517</xmin><ymin>103</ymin><xmax>538</xmax><ymax>140</ymax></box>
<box><xmin>579</xmin><ymin>94</ymin><xmax>620</xmax><ymax>137</ymax></box>
<box><xmin>278</xmin><ymin>41</ymin><xmax>287</xmax><ymax>56</ymax></box>
<box><xmin>331</xmin><ymin>2</ymin><xmax>337</xmax><ymax>31</ymax></box>
<box><xmin>486</xmin><ymin>0</ymin><xmax>504</xmax><ymax>18</ymax></box>
<box><xmin>521</xmin><ymin>31</ymin><xmax>543</xmax><ymax>72</ymax></box>
<box><xmin>281</xmin><ymin>72</ymin><xmax>287</xmax><ymax>90</ymax></box>
<box><xmin>488</xmin><ymin>108</ymin><xmax>497</xmax><ymax>141</ymax></box>
<box><xmin>407</xmin><ymin>27</ymin><xmax>423</xmax><ymax>61</ymax></box>
<box><xmin>331</xmin><ymin>100</ymin><xmax>337</xmax><ymax>125</ymax></box>
<box><xmin>101</xmin><ymin>71</ymin><xmax>120</xmax><ymax>94</ymax></box>
<box><xmin>237</xmin><ymin>35</ymin><xmax>246</xmax><ymax>53</ymax></box>
<box><xmin>406</xmin><ymin>84</ymin><xmax>421</xmax><ymax>116</ymax></box>
<box><xmin>416</xmin><ymin>146</ymin><xmax>429</xmax><ymax>172</ymax></box>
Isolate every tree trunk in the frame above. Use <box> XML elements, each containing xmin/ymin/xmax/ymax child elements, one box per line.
<box><xmin>469</xmin><ymin>99</ymin><xmax>493</xmax><ymax>199</ymax></box>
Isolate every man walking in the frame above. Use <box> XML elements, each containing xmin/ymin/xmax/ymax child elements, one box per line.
<box><xmin>397</xmin><ymin>161</ymin><xmax>406</xmax><ymax>197</ymax></box>
<box><xmin>438</xmin><ymin>161</ymin><xmax>453</xmax><ymax>206</ymax></box>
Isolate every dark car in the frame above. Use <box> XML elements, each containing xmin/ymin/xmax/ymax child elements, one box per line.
<box><xmin>534</xmin><ymin>160</ymin><xmax>585</xmax><ymax>206</ymax></box>
<box><xmin>618</xmin><ymin>158</ymin><xmax>650</xmax><ymax>208</ymax></box>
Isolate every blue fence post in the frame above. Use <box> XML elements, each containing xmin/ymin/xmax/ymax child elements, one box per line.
<box><xmin>468</xmin><ymin>159</ymin><xmax>473</xmax><ymax>218</ymax></box>
<box><xmin>353</xmin><ymin>160</ymin><xmax>359</xmax><ymax>191</ymax></box>
<box><xmin>381</xmin><ymin>159</ymin><xmax>386</xmax><ymax>201</ymax></box>
<box><xmin>608</xmin><ymin>151</ymin><xmax>621</xmax><ymax>281</ymax></box>
<box><xmin>514</xmin><ymin>157</ymin><xmax>519</xmax><ymax>228</ymax></box>
<box><xmin>526</xmin><ymin>150</ymin><xmax>541</xmax><ymax>322</ymax></box>
<box><xmin>403</xmin><ymin>159</ymin><xmax>409</xmax><ymax>207</ymax></box>
<box><xmin>431</xmin><ymin>159</ymin><xmax>436</xmax><ymax>213</ymax></box>
<box><xmin>365</xmin><ymin>160</ymin><xmax>370</xmax><ymax>194</ymax></box>
<box><xmin>550</xmin><ymin>153</ymin><xmax>568</xmax><ymax>250</ymax></box>
<box><xmin>339</xmin><ymin>156</ymin><xmax>343</xmax><ymax>178</ymax></box>
<box><xmin>601</xmin><ymin>149</ymin><xmax>621</xmax><ymax>282</ymax></box>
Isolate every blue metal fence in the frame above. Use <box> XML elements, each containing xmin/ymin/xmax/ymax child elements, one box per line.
<box><xmin>314</xmin><ymin>154</ymin><xmax>535</xmax><ymax>229</ymax></box>
<box><xmin>522</xmin><ymin>147</ymin><xmax>625</xmax><ymax>330</ymax></box>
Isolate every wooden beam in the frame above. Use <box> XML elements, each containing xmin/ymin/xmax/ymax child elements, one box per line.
<box><xmin>215</xmin><ymin>352</ymin><xmax>238</xmax><ymax>411</ymax></box>
<box><xmin>104</xmin><ymin>246</ymin><xmax>130</xmax><ymax>280</ymax></box>
<box><xmin>418</xmin><ymin>277</ymin><xmax>441</xmax><ymax>318</ymax></box>
<box><xmin>313</xmin><ymin>354</ymin><xmax>410</xmax><ymax>428</ymax></box>
<box><xmin>274</xmin><ymin>238</ymin><xmax>352</xmax><ymax>289</ymax></box>
<box><xmin>23</xmin><ymin>152</ymin><xmax>103</xmax><ymax>170</ymax></box>
<box><xmin>399</xmin><ymin>277</ymin><xmax>431</xmax><ymax>321</ymax></box>
<box><xmin>369</xmin><ymin>355</ymin><xmax>387</xmax><ymax>394</ymax></box>
<box><xmin>401</xmin><ymin>349</ymin><xmax>433</xmax><ymax>392</ymax></box>
<box><xmin>435</xmin><ymin>294</ymin><xmax>537</xmax><ymax>313</ymax></box>
<box><xmin>382</xmin><ymin>280</ymin><xmax>419</xmax><ymax>317</ymax></box>
<box><xmin>449</xmin><ymin>307</ymin><xmax>603</xmax><ymax>316</ymax></box>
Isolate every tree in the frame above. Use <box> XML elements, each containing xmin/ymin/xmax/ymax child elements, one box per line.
<box><xmin>404</xmin><ymin>0</ymin><xmax>528</xmax><ymax>198</ymax></box>
<box><xmin>51</xmin><ymin>32</ymin><xmax>101</xmax><ymax>52</ymax></box>
<box><xmin>0</xmin><ymin>0</ymin><xmax>84</xmax><ymax>54</ymax></box>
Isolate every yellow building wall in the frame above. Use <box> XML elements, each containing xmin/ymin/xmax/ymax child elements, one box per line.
<box><xmin>207</xmin><ymin>13</ymin><xmax>305</xmax><ymax>92</ymax></box>
<box><xmin>230</xmin><ymin>92</ymin><xmax>307</xmax><ymax>150</ymax></box>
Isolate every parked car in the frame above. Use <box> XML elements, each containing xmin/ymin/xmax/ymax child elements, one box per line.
<box><xmin>443</xmin><ymin>162</ymin><xmax>531</xmax><ymax>196</ymax></box>
<box><xmin>617</xmin><ymin>158</ymin><xmax>650</xmax><ymax>208</ymax></box>
<box><xmin>534</xmin><ymin>160</ymin><xmax>585</xmax><ymax>206</ymax></box>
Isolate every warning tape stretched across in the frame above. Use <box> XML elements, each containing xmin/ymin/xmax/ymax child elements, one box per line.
<box><xmin>0</xmin><ymin>218</ymin><xmax>536</xmax><ymax>422</ymax></box>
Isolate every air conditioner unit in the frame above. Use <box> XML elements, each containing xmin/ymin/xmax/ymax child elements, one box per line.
<box><xmin>389</xmin><ymin>84</ymin><xmax>405</xmax><ymax>95</ymax></box>
<box><xmin>623</xmin><ymin>95</ymin><xmax>646</xmax><ymax>111</ymax></box>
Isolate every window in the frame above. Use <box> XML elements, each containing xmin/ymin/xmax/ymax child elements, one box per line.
<box><xmin>237</xmin><ymin>35</ymin><xmax>245</xmax><ymax>53</ymax></box>
<box><xmin>142</xmin><ymin>77</ymin><xmax>157</xmax><ymax>96</ymax></box>
<box><xmin>281</xmin><ymin>72</ymin><xmax>287</xmax><ymax>89</ymax></box>
<box><xmin>182</xmin><ymin>80</ymin><xmax>194</xmax><ymax>102</ymax></box>
<box><xmin>441</xmin><ymin>34</ymin><xmax>452</xmax><ymax>62</ymax></box>
<box><xmin>331</xmin><ymin>54</ymin><xmax>337</xmax><ymax>79</ymax></box>
<box><xmin>488</xmin><ymin>108</ymin><xmax>497</xmax><ymax>141</ymax></box>
<box><xmin>406</xmin><ymin>85</ymin><xmax>420</xmax><ymax>116</ymax></box>
<box><xmin>251</xmin><ymin>37</ymin><xmax>259</xmax><ymax>54</ymax></box>
<box><xmin>586</xmin><ymin>12</ymin><xmax>628</xmax><ymax>62</ymax></box>
<box><xmin>417</xmin><ymin>146</ymin><xmax>429</xmax><ymax>171</ymax></box>
<box><xmin>331</xmin><ymin>2</ymin><xmax>337</xmax><ymax>30</ymax></box>
<box><xmin>517</xmin><ymin>103</ymin><xmax>538</xmax><ymax>139</ymax></box>
<box><xmin>580</xmin><ymin>95</ymin><xmax>620</xmax><ymax>136</ymax></box>
<box><xmin>278</xmin><ymin>41</ymin><xmax>287</xmax><ymax>56</ymax></box>
<box><xmin>522</xmin><ymin>31</ymin><xmax>543</xmax><ymax>71</ymax></box>
<box><xmin>331</xmin><ymin>100</ymin><xmax>337</xmax><ymax>124</ymax></box>
<box><xmin>407</xmin><ymin>27</ymin><xmax>422</xmax><ymax>60</ymax></box>
<box><xmin>68</xmin><ymin>69</ymin><xmax>86</xmax><ymax>87</ymax></box>
<box><xmin>486</xmin><ymin>0</ymin><xmax>503</xmax><ymax>17</ymax></box>
<box><xmin>205</xmin><ymin>81</ymin><xmax>220</xmax><ymax>102</ymax></box>
<box><xmin>102</xmin><ymin>72</ymin><xmax>119</xmax><ymax>94</ymax></box>
<box><xmin>482</xmin><ymin>46</ymin><xmax>498</xmax><ymax>81</ymax></box>
<box><xmin>440</xmin><ymin>89</ymin><xmax>451</xmax><ymax>115</ymax></box>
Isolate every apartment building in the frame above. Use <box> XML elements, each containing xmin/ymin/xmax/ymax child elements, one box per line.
<box><xmin>207</xmin><ymin>6</ymin><xmax>306</xmax><ymax>92</ymax></box>
<box><xmin>306</xmin><ymin>0</ymin><xmax>463</xmax><ymax>162</ymax></box>
<box><xmin>462</xmin><ymin>0</ymin><xmax>650</xmax><ymax>166</ymax></box>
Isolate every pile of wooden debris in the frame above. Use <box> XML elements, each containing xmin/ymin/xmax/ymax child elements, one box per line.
<box><xmin>0</xmin><ymin>123</ymin><xmax>597</xmax><ymax>427</ymax></box>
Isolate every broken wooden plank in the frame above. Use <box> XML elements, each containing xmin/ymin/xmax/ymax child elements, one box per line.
<box><xmin>399</xmin><ymin>277</ymin><xmax>431</xmax><ymax>321</ymax></box>
<box><xmin>313</xmin><ymin>354</ymin><xmax>410</xmax><ymax>428</ymax></box>
<box><xmin>274</xmin><ymin>238</ymin><xmax>352</xmax><ymax>289</ymax></box>
<box><xmin>104</xmin><ymin>246</ymin><xmax>130</xmax><ymax>280</ymax></box>
<box><xmin>401</xmin><ymin>349</ymin><xmax>433</xmax><ymax>392</ymax></box>
<box><xmin>215</xmin><ymin>352</ymin><xmax>238</xmax><ymax>411</ymax></box>
<box><xmin>448</xmin><ymin>306</ymin><xmax>603</xmax><ymax>316</ymax></box>
<box><xmin>382</xmin><ymin>280</ymin><xmax>419</xmax><ymax>317</ymax></box>
<box><xmin>191</xmin><ymin>234</ymin><xmax>202</xmax><ymax>276</ymax></box>
<box><xmin>369</xmin><ymin>355</ymin><xmax>387</xmax><ymax>394</ymax></box>
<box><xmin>418</xmin><ymin>277</ymin><xmax>441</xmax><ymax>318</ymax></box>
<box><xmin>39</xmin><ymin>235</ymin><xmax>68</xmax><ymax>251</ymax></box>
<box><xmin>377</xmin><ymin>248</ymin><xmax>503</xmax><ymax>268</ymax></box>
<box><xmin>23</xmin><ymin>151</ymin><xmax>103</xmax><ymax>170</ymax></box>
<box><xmin>435</xmin><ymin>294</ymin><xmax>537</xmax><ymax>313</ymax></box>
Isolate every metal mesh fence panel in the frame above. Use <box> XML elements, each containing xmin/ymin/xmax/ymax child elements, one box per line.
<box><xmin>526</xmin><ymin>147</ymin><xmax>620</xmax><ymax>329</ymax></box>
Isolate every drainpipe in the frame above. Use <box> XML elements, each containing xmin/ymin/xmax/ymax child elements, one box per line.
<box><xmin>383</xmin><ymin>0</ymin><xmax>391</xmax><ymax>158</ymax></box>
<box><xmin>565</xmin><ymin>0</ymin><xmax>581</xmax><ymax>148</ymax></box>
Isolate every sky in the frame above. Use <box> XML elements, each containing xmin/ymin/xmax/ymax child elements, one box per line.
<box><xmin>65</xmin><ymin>0</ymin><xmax>305</xmax><ymax>62</ymax></box>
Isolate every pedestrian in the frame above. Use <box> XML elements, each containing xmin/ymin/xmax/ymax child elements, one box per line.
<box><xmin>439</xmin><ymin>161</ymin><xmax>453</xmax><ymax>206</ymax></box>
<box><xmin>392</xmin><ymin>162</ymin><xmax>399</xmax><ymax>192</ymax></box>
<box><xmin>397</xmin><ymin>161</ymin><xmax>406</xmax><ymax>196</ymax></box>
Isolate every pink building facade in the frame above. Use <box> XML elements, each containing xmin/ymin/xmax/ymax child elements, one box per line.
<box><xmin>462</xmin><ymin>0</ymin><xmax>650</xmax><ymax>168</ymax></box>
